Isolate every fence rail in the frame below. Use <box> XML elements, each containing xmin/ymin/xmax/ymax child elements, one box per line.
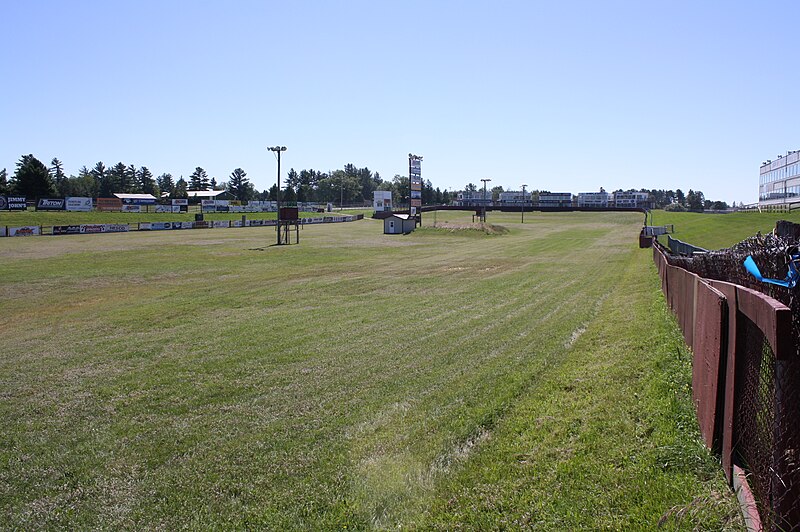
<box><xmin>0</xmin><ymin>215</ymin><xmax>365</xmax><ymax>238</ymax></box>
<box><xmin>652</xmin><ymin>241</ymin><xmax>799</xmax><ymax>530</ymax></box>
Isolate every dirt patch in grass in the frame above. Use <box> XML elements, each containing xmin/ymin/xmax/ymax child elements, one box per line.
<box><xmin>418</xmin><ymin>223</ymin><xmax>509</xmax><ymax>236</ymax></box>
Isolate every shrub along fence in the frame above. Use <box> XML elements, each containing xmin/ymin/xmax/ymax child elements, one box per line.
<box><xmin>652</xmin><ymin>233</ymin><xmax>800</xmax><ymax>531</ymax></box>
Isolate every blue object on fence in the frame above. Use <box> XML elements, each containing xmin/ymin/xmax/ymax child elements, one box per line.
<box><xmin>743</xmin><ymin>255</ymin><xmax>800</xmax><ymax>288</ymax></box>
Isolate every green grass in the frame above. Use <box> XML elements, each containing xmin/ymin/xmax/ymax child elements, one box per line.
<box><xmin>0</xmin><ymin>212</ymin><xmax>741</xmax><ymax>529</ymax></box>
<box><xmin>651</xmin><ymin>209</ymin><xmax>800</xmax><ymax>250</ymax></box>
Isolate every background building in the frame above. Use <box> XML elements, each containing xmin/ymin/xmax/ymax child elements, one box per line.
<box><xmin>759</xmin><ymin>151</ymin><xmax>800</xmax><ymax>205</ymax></box>
<box><xmin>455</xmin><ymin>190</ymin><xmax>493</xmax><ymax>207</ymax></box>
<box><xmin>577</xmin><ymin>191</ymin><xmax>610</xmax><ymax>208</ymax></box>
<box><xmin>613</xmin><ymin>191</ymin><xmax>651</xmax><ymax>209</ymax></box>
<box><xmin>498</xmin><ymin>190</ymin><xmax>531</xmax><ymax>206</ymax></box>
<box><xmin>538</xmin><ymin>192</ymin><xmax>573</xmax><ymax>207</ymax></box>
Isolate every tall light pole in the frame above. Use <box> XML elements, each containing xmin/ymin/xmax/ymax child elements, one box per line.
<box><xmin>521</xmin><ymin>184</ymin><xmax>527</xmax><ymax>224</ymax></box>
<box><xmin>267</xmin><ymin>145</ymin><xmax>287</xmax><ymax>244</ymax></box>
<box><xmin>480</xmin><ymin>178</ymin><xmax>491</xmax><ymax>223</ymax></box>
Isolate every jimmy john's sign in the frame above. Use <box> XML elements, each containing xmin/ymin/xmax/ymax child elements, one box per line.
<box><xmin>0</xmin><ymin>196</ymin><xmax>27</xmax><ymax>210</ymax></box>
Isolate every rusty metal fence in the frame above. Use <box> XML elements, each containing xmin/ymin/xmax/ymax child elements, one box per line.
<box><xmin>652</xmin><ymin>233</ymin><xmax>800</xmax><ymax>531</ymax></box>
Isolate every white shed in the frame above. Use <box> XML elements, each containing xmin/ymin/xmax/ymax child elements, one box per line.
<box><xmin>384</xmin><ymin>214</ymin><xmax>415</xmax><ymax>234</ymax></box>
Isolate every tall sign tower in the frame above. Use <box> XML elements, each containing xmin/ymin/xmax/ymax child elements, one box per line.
<box><xmin>409</xmin><ymin>153</ymin><xmax>423</xmax><ymax>226</ymax></box>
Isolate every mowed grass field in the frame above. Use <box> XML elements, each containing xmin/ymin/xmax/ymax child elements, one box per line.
<box><xmin>652</xmin><ymin>209</ymin><xmax>800</xmax><ymax>250</ymax></box>
<box><xmin>0</xmin><ymin>211</ymin><xmax>741</xmax><ymax>529</ymax></box>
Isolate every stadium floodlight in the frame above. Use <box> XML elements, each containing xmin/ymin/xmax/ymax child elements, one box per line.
<box><xmin>521</xmin><ymin>184</ymin><xmax>528</xmax><ymax>224</ymax></box>
<box><xmin>267</xmin><ymin>145</ymin><xmax>287</xmax><ymax>244</ymax></box>
<box><xmin>480</xmin><ymin>178</ymin><xmax>491</xmax><ymax>223</ymax></box>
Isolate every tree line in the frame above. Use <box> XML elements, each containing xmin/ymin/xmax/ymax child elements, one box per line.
<box><xmin>0</xmin><ymin>154</ymin><xmax>455</xmax><ymax>205</ymax></box>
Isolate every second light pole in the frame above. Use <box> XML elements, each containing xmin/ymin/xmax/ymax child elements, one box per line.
<box><xmin>521</xmin><ymin>183</ymin><xmax>527</xmax><ymax>224</ymax></box>
<box><xmin>267</xmin><ymin>145</ymin><xmax>287</xmax><ymax>244</ymax></box>
<box><xmin>480</xmin><ymin>178</ymin><xmax>491</xmax><ymax>223</ymax></box>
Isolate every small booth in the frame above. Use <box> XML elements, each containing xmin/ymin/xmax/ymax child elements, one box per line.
<box><xmin>384</xmin><ymin>214</ymin><xmax>415</xmax><ymax>235</ymax></box>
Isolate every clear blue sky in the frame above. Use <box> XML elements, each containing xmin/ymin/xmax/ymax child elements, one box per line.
<box><xmin>2</xmin><ymin>0</ymin><xmax>798</xmax><ymax>204</ymax></box>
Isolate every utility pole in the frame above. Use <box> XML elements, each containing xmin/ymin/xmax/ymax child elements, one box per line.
<box><xmin>480</xmin><ymin>178</ymin><xmax>491</xmax><ymax>223</ymax></box>
<box><xmin>267</xmin><ymin>145</ymin><xmax>287</xmax><ymax>244</ymax></box>
<box><xmin>521</xmin><ymin>184</ymin><xmax>527</xmax><ymax>224</ymax></box>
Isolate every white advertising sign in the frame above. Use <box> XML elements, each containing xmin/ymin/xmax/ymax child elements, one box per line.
<box><xmin>121</xmin><ymin>205</ymin><xmax>141</xmax><ymax>213</ymax></box>
<box><xmin>171</xmin><ymin>199</ymin><xmax>188</xmax><ymax>206</ymax></box>
<box><xmin>9</xmin><ymin>226</ymin><xmax>41</xmax><ymax>237</ymax></box>
<box><xmin>65</xmin><ymin>197</ymin><xmax>93</xmax><ymax>211</ymax></box>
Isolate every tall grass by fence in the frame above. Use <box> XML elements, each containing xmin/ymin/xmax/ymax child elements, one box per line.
<box><xmin>652</xmin><ymin>235</ymin><xmax>800</xmax><ymax>530</ymax></box>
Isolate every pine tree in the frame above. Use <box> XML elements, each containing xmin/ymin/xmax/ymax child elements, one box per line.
<box><xmin>189</xmin><ymin>167</ymin><xmax>209</xmax><ymax>190</ymax></box>
<box><xmin>50</xmin><ymin>158</ymin><xmax>67</xmax><ymax>196</ymax></box>
<box><xmin>92</xmin><ymin>162</ymin><xmax>107</xmax><ymax>195</ymax></box>
<box><xmin>0</xmin><ymin>168</ymin><xmax>9</xmax><ymax>194</ymax></box>
<box><xmin>226</xmin><ymin>168</ymin><xmax>255</xmax><ymax>201</ymax></box>
<box><xmin>157</xmin><ymin>173</ymin><xmax>174</xmax><ymax>195</ymax></box>
<box><xmin>12</xmin><ymin>154</ymin><xmax>55</xmax><ymax>198</ymax></box>
<box><xmin>172</xmin><ymin>177</ymin><xmax>189</xmax><ymax>199</ymax></box>
<box><xmin>137</xmin><ymin>167</ymin><xmax>156</xmax><ymax>195</ymax></box>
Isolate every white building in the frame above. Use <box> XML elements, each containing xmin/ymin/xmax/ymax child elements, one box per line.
<box><xmin>383</xmin><ymin>214</ymin><xmax>415</xmax><ymax>234</ymax></box>
<box><xmin>373</xmin><ymin>190</ymin><xmax>393</xmax><ymax>212</ymax></box>
<box><xmin>538</xmin><ymin>192</ymin><xmax>573</xmax><ymax>207</ymax></box>
<box><xmin>577</xmin><ymin>191</ymin><xmax>611</xmax><ymax>208</ymax></box>
<box><xmin>760</xmin><ymin>151</ymin><xmax>800</xmax><ymax>205</ymax></box>
<box><xmin>498</xmin><ymin>190</ymin><xmax>532</xmax><ymax>205</ymax></box>
<box><xmin>455</xmin><ymin>190</ymin><xmax>493</xmax><ymax>206</ymax></box>
<box><xmin>613</xmin><ymin>191</ymin><xmax>650</xmax><ymax>208</ymax></box>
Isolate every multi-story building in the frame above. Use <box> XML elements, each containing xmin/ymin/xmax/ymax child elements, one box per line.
<box><xmin>455</xmin><ymin>190</ymin><xmax>493</xmax><ymax>207</ymax></box>
<box><xmin>613</xmin><ymin>191</ymin><xmax>651</xmax><ymax>209</ymax></box>
<box><xmin>538</xmin><ymin>192</ymin><xmax>573</xmax><ymax>208</ymax></box>
<box><xmin>498</xmin><ymin>190</ymin><xmax>531</xmax><ymax>205</ymax></box>
<box><xmin>760</xmin><ymin>151</ymin><xmax>800</xmax><ymax>205</ymax></box>
<box><xmin>577</xmin><ymin>191</ymin><xmax>611</xmax><ymax>208</ymax></box>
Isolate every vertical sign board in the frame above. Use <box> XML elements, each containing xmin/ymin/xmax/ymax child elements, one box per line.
<box><xmin>409</xmin><ymin>156</ymin><xmax>422</xmax><ymax>225</ymax></box>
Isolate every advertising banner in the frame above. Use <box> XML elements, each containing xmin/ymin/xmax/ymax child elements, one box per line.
<box><xmin>411</xmin><ymin>190</ymin><xmax>421</xmax><ymax>199</ymax></box>
<box><xmin>81</xmin><ymin>224</ymin><xmax>104</xmax><ymax>234</ymax></box>
<box><xmin>52</xmin><ymin>225</ymin><xmax>82</xmax><ymax>235</ymax></box>
<box><xmin>171</xmin><ymin>199</ymin><xmax>188</xmax><ymax>206</ymax></box>
<box><xmin>411</xmin><ymin>199</ymin><xmax>422</xmax><ymax>207</ymax></box>
<box><xmin>149</xmin><ymin>222</ymin><xmax>173</xmax><ymax>230</ymax></box>
<box><xmin>194</xmin><ymin>221</ymin><xmax>210</xmax><ymax>229</ymax></box>
<box><xmin>6</xmin><ymin>196</ymin><xmax>27</xmax><ymax>210</ymax></box>
<box><xmin>201</xmin><ymin>200</ymin><xmax>215</xmax><ymax>207</ymax></box>
<box><xmin>121</xmin><ymin>205</ymin><xmax>141</xmax><ymax>213</ymax></box>
<box><xmin>155</xmin><ymin>205</ymin><xmax>172</xmax><ymax>213</ymax></box>
<box><xmin>102</xmin><ymin>224</ymin><xmax>129</xmax><ymax>233</ymax></box>
<box><xmin>139</xmin><ymin>222</ymin><xmax>152</xmax><ymax>230</ymax></box>
<box><xmin>96</xmin><ymin>198</ymin><xmax>122</xmax><ymax>211</ymax></box>
<box><xmin>0</xmin><ymin>226</ymin><xmax>6</xmax><ymax>237</ymax></box>
<box><xmin>9</xmin><ymin>225</ymin><xmax>40</xmax><ymax>236</ymax></box>
<box><xmin>180</xmin><ymin>222</ymin><xmax>193</xmax><ymax>229</ymax></box>
<box><xmin>65</xmin><ymin>197</ymin><xmax>92</xmax><ymax>211</ymax></box>
<box><xmin>212</xmin><ymin>220</ymin><xmax>230</xmax><ymax>228</ymax></box>
<box><xmin>36</xmin><ymin>198</ymin><xmax>65</xmax><ymax>211</ymax></box>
